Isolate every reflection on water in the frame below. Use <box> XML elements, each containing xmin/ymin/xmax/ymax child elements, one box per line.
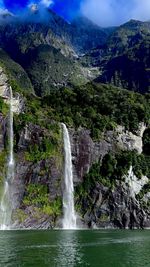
<box><xmin>0</xmin><ymin>230</ymin><xmax>150</xmax><ymax>267</ymax></box>
<box><xmin>55</xmin><ymin>231</ymin><xmax>84</xmax><ymax>267</ymax></box>
<box><xmin>0</xmin><ymin>231</ymin><xmax>17</xmax><ymax>267</ymax></box>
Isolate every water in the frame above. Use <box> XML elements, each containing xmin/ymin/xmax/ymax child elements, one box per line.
<box><xmin>0</xmin><ymin>87</ymin><xmax>14</xmax><ymax>230</ymax></box>
<box><xmin>61</xmin><ymin>123</ymin><xmax>76</xmax><ymax>229</ymax></box>
<box><xmin>0</xmin><ymin>230</ymin><xmax>149</xmax><ymax>267</ymax></box>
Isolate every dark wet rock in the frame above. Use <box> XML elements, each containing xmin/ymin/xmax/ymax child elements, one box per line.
<box><xmin>0</xmin><ymin>113</ymin><xmax>6</xmax><ymax>152</ymax></box>
<box><xmin>14</xmin><ymin>206</ymin><xmax>52</xmax><ymax>229</ymax></box>
<box><xmin>76</xmin><ymin>181</ymin><xmax>150</xmax><ymax>229</ymax></box>
<box><xmin>71</xmin><ymin>128</ymin><xmax>111</xmax><ymax>183</ymax></box>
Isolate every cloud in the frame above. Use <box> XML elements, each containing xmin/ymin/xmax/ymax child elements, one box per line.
<box><xmin>2</xmin><ymin>0</ymin><xmax>150</xmax><ymax>26</ymax></box>
<box><xmin>0</xmin><ymin>7</ymin><xmax>13</xmax><ymax>17</ymax></box>
<box><xmin>0</xmin><ymin>0</ymin><xmax>55</xmax><ymax>23</ymax></box>
<box><xmin>131</xmin><ymin>0</ymin><xmax>150</xmax><ymax>21</ymax></box>
<box><xmin>0</xmin><ymin>0</ymin><xmax>81</xmax><ymax>21</ymax></box>
<box><xmin>28</xmin><ymin>0</ymin><xmax>54</xmax><ymax>12</ymax></box>
<box><xmin>80</xmin><ymin>0</ymin><xmax>150</xmax><ymax>27</ymax></box>
<box><xmin>40</xmin><ymin>0</ymin><xmax>53</xmax><ymax>8</ymax></box>
<box><xmin>3</xmin><ymin>0</ymin><xmax>53</xmax><ymax>11</ymax></box>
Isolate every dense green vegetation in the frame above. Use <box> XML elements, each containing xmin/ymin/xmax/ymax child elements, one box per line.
<box><xmin>25</xmin><ymin>138</ymin><xmax>60</xmax><ymax>163</ymax></box>
<box><xmin>0</xmin><ymin>49</ymin><xmax>34</xmax><ymax>94</ymax></box>
<box><xmin>0</xmin><ymin>96</ymin><xmax>8</xmax><ymax>115</ymax></box>
<box><xmin>13</xmin><ymin>98</ymin><xmax>63</xmax><ymax>163</ymax></box>
<box><xmin>77</xmin><ymin>150</ymin><xmax>150</xmax><ymax>192</ymax></box>
<box><xmin>12</xmin><ymin>81</ymin><xmax>150</xmax><ymax>143</ymax></box>
<box><xmin>23</xmin><ymin>44</ymin><xmax>87</xmax><ymax>96</ymax></box>
<box><xmin>23</xmin><ymin>184</ymin><xmax>62</xmax><ymax>218</ymax></box>
<box><xmin>41</xmin><ymin>82</ymin><xmax>150</xmax><ymax>139</ymax></box>
<box><xmin>2</xmin><ymin>71</ymin><xmax>149</xmax><ymax>214</ymax></box>
<box><xmin>75</xmin><ymin>150</ymin><xmax>150</xmax><ymax>212</ymax></box>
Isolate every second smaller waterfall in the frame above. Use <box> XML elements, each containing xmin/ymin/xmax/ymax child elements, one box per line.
<box><xmin>0</xmin><ymin>87</ymin><xmax>15</xmax><ymax>230</ymax></box>
<box><xmin>61</xmin><ymin>123</ymin><xmax>76</xmax><ymax>229</ymax></box>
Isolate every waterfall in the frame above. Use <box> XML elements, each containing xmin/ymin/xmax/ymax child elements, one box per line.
<box><xmin>61</xmin><ymin>123</ymin><xmax>76</xmax><ymax>229</ymax></box>
<box><xmin>0</xmin><ymin>87</ymin><xmax>14</xmax><ymax>230</ymax></box>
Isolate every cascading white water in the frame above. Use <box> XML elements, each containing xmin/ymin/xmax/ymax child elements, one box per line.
<box><xmin>61</xmin><ymin>123</ymin><xmax>76</xmax><ymax>229</ymax></box>
<box><xmin>0</xmin><ymin>87</ymin><xmax>14</xmax><ymax>230</ymax></box>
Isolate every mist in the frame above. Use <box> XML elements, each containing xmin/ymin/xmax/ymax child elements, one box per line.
<box><xmin>0</xmin><ymin>0</ymin><xmax>55</xmax><ymax>23</ymax></box>
<box><xmin>1</xmin><ymin>0</ymin><xmax>150</xmax><ymax>26</ymax></box>
<box><xmin>80</xmin><ymin>0</ymin><xmax>150</xmax><ymax>27</ymax></box>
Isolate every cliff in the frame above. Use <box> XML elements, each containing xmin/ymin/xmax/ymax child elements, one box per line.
<box><xmin>0</xmin><ymin>68</ymin><xmax>149</xmax><ymax>229</ymax></box>
<box><xmin>0</xmin><ymin>13</ymin><xmax>149</xmax><ymax>229</ymax></box>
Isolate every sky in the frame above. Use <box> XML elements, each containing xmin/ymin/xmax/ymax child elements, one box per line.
<box><xmin>0</xmin><ymin>0</ymin><xmax>150</xmax><ymax>26</ymax></box>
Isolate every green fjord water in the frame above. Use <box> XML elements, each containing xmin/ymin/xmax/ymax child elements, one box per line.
<box><xmin>0</xmin><ymin>230</ymin><xmax>149</xmax><ymax>267</ymax></box>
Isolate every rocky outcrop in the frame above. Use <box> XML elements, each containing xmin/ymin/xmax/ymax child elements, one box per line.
<box><xmin>77</xmin><ymin>179</ymin><xmax>150</xmax><ymax>229</ymax></box>
<box><xmin>71</xmin><ymin>129</ymin><xmax>94</xmax><ymax>182</ymax></box>
<box><xmin>71</xmin><ymin>126</ymin><xmax>150</xmax><ymax>229</ymax></box>
<box><xmin>71</xmin><ymin>128</ymin><xmax>114</xmax><ymax>182</ymax></box>
<box><xmin>71</xmin><ymin>125</ymin><xmax>146</xmax><ymax>182</ymax></box>
<box><xmin>113</xmin><ymin>124</ymin><xmax>146</xmax><ymax>154</ymax></box>
<box><xmin>0</xmin><ymin>67</ymin><xmax>9</xmax><ymax>98</ymax></box>
<box><xmin>0</xmin><ymin>67</ymin><xmax>25</xmax><ymax>114</ymax></box>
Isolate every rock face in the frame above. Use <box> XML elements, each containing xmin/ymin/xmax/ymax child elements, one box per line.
<box><xmin>70</xmin><ymin>125</ymin><xmax>146</xmax><ymax>182</ymax></box>
<box><xmin>71</xmin><ymin>129</ymin><xmax>94</xmax><ymax>182</ymax></box>
<box><xmin>0</xmin><ymin>67</ymin><xmax>10</xmax><ymax>98</ymax></box>
<box><xmin>12</xmin><ymin>123</ymin><xmax>63</xmax><ymax>229</ymax></box>
<box><xmin>0</xmin><ymin>67</ymin><xmax>149</xmax><ymax>229</ymax></box>
<box><xmin>76</xmin><ymin>179</ymin><xmax>150</xmax><ymax>230</ymax></box>
<box><xmin>0</xmin><ymin>67</ymin><xmax>25</xmax><ymax>114</ymax></box>
<box><xmin>14</xmin><ymin>125</ymin><xmax>116</xmax><ymax>228</ymax></box>
<box><xmin>111</xmin><ymin>124</ymin><xmax>146</xmax><ymax>154</ymax></box>
<box><xmin>70</xmin><ymin>127</ymin><xmax>150</xmax><ymax>229</ymax></box>
<box><xmin>71</xmin><ymin>128</ymin><xmax>115</xmax><ymax>183</ymax></box>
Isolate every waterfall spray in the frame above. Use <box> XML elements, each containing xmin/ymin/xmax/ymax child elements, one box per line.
<box><xmin>0</xmin><ymin>87</ymin><xmax>14</xmax><ymax>230</ymax></box>
<box><xmin>61</xmin><ymin>123</ymin><xmax>76</xmax><ymax>229</ymax></box>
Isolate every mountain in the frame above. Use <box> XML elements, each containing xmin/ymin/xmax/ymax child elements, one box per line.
<box><xmin>0</xmin><ymin>10</ymin><xmax>113</xmax><ymax>95</ymax></box>
<box><xmin>0</xmin><ymin>9</ymin><xmax>110</xmax><ymax>54</ymax></box>
<box><xmin>0</xmin><ymin>12</ymin><xmax>150</xmax><ymax>229</ymax></box>
<box><xmin>82</xmin><ymin>20</ymin><xmax>150</xmax><ymax>93</ymax></box>
<box><xmin>0</xmin><ymin>12</ymin><xmax>150</xmax><ymax>95</ymax></box>
<box><xmin>69</xmin><ymin>16</ymin><xmax>111</xmax><ymax>53</ymax></box>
